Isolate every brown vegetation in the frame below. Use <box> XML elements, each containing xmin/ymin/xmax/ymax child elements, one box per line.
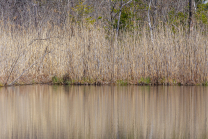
<box><xmin>0</xmin><ymin>20</ymin><xmax>208</xmax><ymax>86</ymax></box>
<box><xmin>0</xmin><ymin>0</ymin><xmax>208</xmax><ymax>86</ymax></box>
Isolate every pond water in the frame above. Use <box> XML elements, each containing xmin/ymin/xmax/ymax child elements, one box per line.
<box><xmin>0</xmin><ymin>85</ymin><xmax>208</xmax><ymax>139</ymax></box>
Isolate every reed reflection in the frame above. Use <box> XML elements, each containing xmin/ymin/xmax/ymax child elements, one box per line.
<box><xmin>0</xmin><ymin>85</ymin><xmax>208</xmax><ymax>139</ymax></box>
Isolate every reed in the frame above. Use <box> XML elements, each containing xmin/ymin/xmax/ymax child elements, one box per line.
<box><xmin>0</xmin><ymin>20</ymin><xmax>207</xmax><ymax>86</ymax></box>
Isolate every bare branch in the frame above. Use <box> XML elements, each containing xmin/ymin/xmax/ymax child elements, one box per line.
<box><xmin>148</xmin><ymin>0</ymin><xmax>154</xmax><ymax>44</ymax></box>
<box><xmin>121</xmin><ymin>0</ymin><xmax>132</xmax><ymax>8</ymax></box>
<box><xmin>116</xmin><ymin>0</ymin><xmax>133</xmax><ymax>38</ymax></box>
<box><xmin>8</xmin><ymin>47</ymin><xmax>54</xmax><ymax>86</ymax></box>
<box><xmin>4</xmin><ymin>37</ymin><xmax>59</xmax><ymax>85</ymax></box>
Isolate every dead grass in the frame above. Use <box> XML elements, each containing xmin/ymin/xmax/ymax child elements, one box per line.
<box><xmin>0</xmin><ymin>21</ymin><xmax>207</xmax><ymax>86</ymax></box>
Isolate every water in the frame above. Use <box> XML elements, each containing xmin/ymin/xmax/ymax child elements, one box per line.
<box><xmin>0</xmin><ymin>85</ymin><xmax>208</xmax><ymax>139</ymax></box>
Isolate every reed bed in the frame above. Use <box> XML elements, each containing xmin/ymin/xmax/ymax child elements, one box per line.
<box><xmin>0</xmin><ymin>21</ymin><xmax>208</xmax><ymax>86</ymax></box>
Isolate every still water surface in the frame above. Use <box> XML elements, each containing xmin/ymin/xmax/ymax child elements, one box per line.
<box><xmin>0</xmin><ymin>85</ymin><xmax>208</xmax><ymax>139</ymax></box>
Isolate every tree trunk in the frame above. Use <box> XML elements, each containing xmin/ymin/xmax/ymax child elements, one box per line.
<box><xmin>188</xmin><ymin>0</ymin><xmax>192</xmax><ymax>34</ymax></box>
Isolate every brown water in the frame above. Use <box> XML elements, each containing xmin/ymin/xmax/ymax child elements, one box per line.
<box><xmin>0</xmin><ymin>85</ymin><xmax>208</xmax><ymax>139</ymax></box>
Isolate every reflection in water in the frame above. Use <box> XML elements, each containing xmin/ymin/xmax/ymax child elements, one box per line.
<box><xmin>0</xmin><ymin>85</ymin><xmax>208</xmax><ymax>139</ymax></box>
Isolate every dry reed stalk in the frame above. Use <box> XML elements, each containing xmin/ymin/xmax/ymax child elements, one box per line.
<box><xmin>0</xmin><ymin>21</ymin><xmax>207</xmax><ymax>86</ymax></box>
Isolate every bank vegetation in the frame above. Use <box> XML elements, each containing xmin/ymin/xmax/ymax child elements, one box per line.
<box><xmin>0</xmin><ymin>0</ymin><xmax>208</xmax><ymax>86</ymax></box>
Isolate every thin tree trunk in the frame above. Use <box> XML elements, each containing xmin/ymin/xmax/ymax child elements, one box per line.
<box><xmin>116</xmin><ymin>0</ymin><xmax>123</xmax><ymax>38</ymax></box>
<box><xmin>148</xmin><ymin>0</ymin><xmax>154</xmax><ymax>44</ymax></box>
<box><xmin>116</xmin><ymin>0</ymin><xmax>132</xmax><ymax>38</ymax></box>
<box><xmin>188</xmin><ymin>0</ymin><xmax>192</xmax><ymax>34</ymax></box>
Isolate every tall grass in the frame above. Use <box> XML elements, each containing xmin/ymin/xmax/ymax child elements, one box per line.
<box><xmin>0</xmin><ymin>20</ymin><xmax>207</xmax><ymax>86</ymax></box>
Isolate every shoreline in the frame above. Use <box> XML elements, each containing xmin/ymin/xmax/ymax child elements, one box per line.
<box><xmin>1</xmin><ymin>79</ymin><xmax>207</xmax><ymax>87</ymax></box>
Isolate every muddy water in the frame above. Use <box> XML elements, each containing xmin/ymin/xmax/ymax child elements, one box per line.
<box><xmin>0</xmin><ymin>85</ymin><xmax>208</xmax><ymax>139</ymax></box>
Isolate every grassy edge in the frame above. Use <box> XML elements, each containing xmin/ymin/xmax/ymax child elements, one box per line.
<box><xmin>1</xmin><ymin>77</ymin><xmax>208</xmax><ymax>87</ymax></box>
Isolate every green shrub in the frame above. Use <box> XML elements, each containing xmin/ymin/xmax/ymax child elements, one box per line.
<box><xmin>138</xmin><ymin>77</ymin><xmax>151</xmax><ymax>84</ymax></box>
<box><xmin>202</xmin><ymin>81</ymin><xmax>208</xmax><ymax>86</ymax></box>
<box><xmin>195</xmin><ymin>3</ymin><xmax>208</xmax><ymax>24</ymax></box>
<box><xmin>0</xmin><ymin>82</ymin><xmax>3</xmax><ymax>87</ymax></box>
<box><xmin>117</xmin><ymin>80</ymin><xmax>128</xmax><ymax>86</ymax></box>
<box><xmin>52</xmin><ymin>76</ymin><xmax>63</xmax><ymax>84</ymax></box>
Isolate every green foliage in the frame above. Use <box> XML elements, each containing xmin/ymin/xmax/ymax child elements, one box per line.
<box><xmin>195</xmin><ymin>3</ymin><xmax>208</xmax><ymax>24</ymax></box>
<box><xmin>108</xmin><ymin>0</ymin><xmax>146</xmax><ymax>31</ymax></box>
<box><xmin>74</xmin><ymin>1</ymin><xmax>94</xmax><ymax>15</ymax></box>
<box><xmin>177</xmin><ymin>82</ymin><xmax>182</xmax><ymax>86</ymax></box>
<box><xmin>52</xmin><ymin>76</ymin><xmax>58</xmax><ymax>83</ymax></box>
<box><xmin>167</xmin><ymin>9</ymin><xmax>189</xmax><ymax>33</ymax></box>
<box><xmin>85</xmin><ymin>17</ymin><xmax>96</xmax><ymax>25</ymax></box>
<box><xmin>113</xmin><ymin>7</ymin><xmax>134</xmax><ymax>30</ymax></box>
<box><xmin>114</xmin><ymin>0</ymin><xmax>148</xmax><ymax>30</ymax></box>
<box><xmin>138</xmin><ymin>77</ymin><xmax>151</xmax><ymax>84</ymax></box>
<box><xmin>168</xmin><ymin>9</ymin><xmax>188</xmax><ymax>26</ymax></box>
<box><xmin>64</xmin><ymin>81</ymin><xmax>71</xmax><ymax>85</ymax></box>
<box><xmin>135</xmin><ymin>0</ymin><xmax>146</xmax><ymax>10</ymax></box>
<box><xmin>52</xmin><ymin>75</ymin><xmax>72</xmax><ymax>85</ymax></box>
<box><xmin>80</xmin><ymin>77</ymin><xmax>96</xmax><ymax>84</ymax></box>
<box><xmin>202</xmin><ymin>81</ymin><xmax>208</xmax><ymax>86</ymax></box>
<box><xmin>63</xmin><ymin>74</ymin><xmax>72</xmax><ymax>85</ymax></box>
<box><xmin>72</xmin><ymin>1</ymin><xmax>94</xmax><ymax>23</ymax></box>
<box><xmin>32</xmin><ymin>80</ymin><xmax>36</xmax><ymax>84</ymax></box>
<box><xmin>120</xmin><ymin>7</ymin><xmax>134</xmax><ymax>29</ymax></box>
<box><xmin>52</xmin><ymin>76</ymin><xmax>63</xmax><ymax>84</ymax></box>
<box><xmin>117</xmin><ymin>80</ymin><xmax>128</xmax><ymax>86</ymax></box>
<box><xmin>97</xmin><ymin>16</ymin><xmax>102</xmax><ymax>20</ymax></box>
<box><xmin>172</xmin><ymin>79</ymin><xmax>177</xmax><ymax>84</ymax></box>
<box><xmin>0</xmin><ymin>82</ymin><xmax>3</xmax><ymax>87</ymax></box>
<box><xmin>159</xmin><ymin>78</ymin><xmax>166</xmax><ymax>84</ymax></box>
